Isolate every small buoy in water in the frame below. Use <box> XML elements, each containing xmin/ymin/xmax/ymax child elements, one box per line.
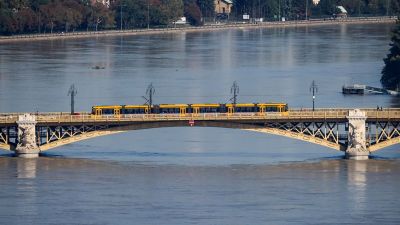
<box><xmin>92</xmin><ymin>65</ymin><xmax>105</xmax><ymax>69</ymax></box>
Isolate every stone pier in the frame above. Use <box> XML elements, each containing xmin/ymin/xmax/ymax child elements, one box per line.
<box><xmin>15</xmin><ymin>114</ymin><xmax>40</xmax><ymax>158</ymax></box>
<box><xmin>345</xmin><ymin>109</ymin><xmax>369</xmax><ymax>160</ymax></box>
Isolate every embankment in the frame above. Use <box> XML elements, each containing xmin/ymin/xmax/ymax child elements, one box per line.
<box><xmin>0</xmin><ymin>16</ymin><xmax>396</xmax><ymax>43</ymax></box>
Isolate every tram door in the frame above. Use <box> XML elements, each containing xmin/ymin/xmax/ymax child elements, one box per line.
<box><xmin>95</xmin><ymin>109</ymin><xmax>102</xmax><ymax>116</ymax></box>
<box><xmin>180</xmin><ymin>108</ymin><xmax>186</xmax><ymax>116</ymax></box>
<box><xmin>193</xmin><ymin>107</ymin><xmax>199</xmax><ymax>115</ymax></box>
<box><xmin>114</xmin><ymin>109</ymin><xmax>121</xmax><ymax>118</ymax></box>
<box><xmin>259</xmin><ymin>107</ymin><xmax>265</xmax><ymax>114</ymax></box>
<box><xmin>145</xmin><ymin>107</ymin><xmax>149</xmax><ymax>114</ymax></box>
<box><xmin>228</xmin><ymin>107</ymin><xmax>234</xmax><ymax>115</ymax></box>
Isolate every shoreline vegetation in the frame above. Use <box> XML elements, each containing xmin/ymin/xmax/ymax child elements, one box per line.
<box><xmin>381</xmin><ymin>19</ymin><xmax>400</xmax><ymax>90</ymax></box>
<box><xmin>0</xmin><ymin>16</ymin><xmax>396</xmax><ymax>43</ymax></box>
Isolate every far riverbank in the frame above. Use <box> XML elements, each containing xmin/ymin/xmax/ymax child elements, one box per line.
<box><xmin>0</xmin><ymin>16</ymin><xmax>396</xmax><ymax>43</ymax></box>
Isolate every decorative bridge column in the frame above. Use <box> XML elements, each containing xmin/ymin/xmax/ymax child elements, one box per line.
<box><xmin>345</xmin><ymin>109</ymin><xmax>369</xmax><ymax>160</ymax></box>
<box><xmin>15</xmin><ymin>114</ymin><xmax>39</xmax><ymax>158</ymax></box>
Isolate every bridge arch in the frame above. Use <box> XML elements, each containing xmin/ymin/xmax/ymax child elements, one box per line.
<box><xmin>0</xmin><ymin>143</ymin><xmax>11</xmax><ymax>151</ymax></box>
<box><xmin>35</xmin><ymin>121</ymin><xmax>346</xmax><ymax>152</ymax></box>
<box><xmin>367</xmin><ymin>136</ymin><xmax>400</xmax><ymax>152</ymax></box>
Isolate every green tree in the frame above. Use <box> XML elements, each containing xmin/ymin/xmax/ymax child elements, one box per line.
<box><xmin>381</xmin><ymin>19</ymin><xmax>400</xmax><ymax>90</ymax></box>
<box><xmin>114</xmin><ymin>0</ymin><xmax>147</xmax><ymax>28</ymax></box>
<box><xmin>158</xmin><ymin>0</ymin><xmax>183</xmax><ymax>25</ymax></box>
<box><xmin>0</xmin><ymin>9</ymin><xmax>16</xmax><ymax>34</ymax></box>
<box><xmin>316</xmin><ymin>0</ymin><xmax>336</xmax><ymax>15</ymax></box>
<box><xmin>197</xmin><ymin>0</ymin><xmax>214</xmax><ymax>17</ymax></box>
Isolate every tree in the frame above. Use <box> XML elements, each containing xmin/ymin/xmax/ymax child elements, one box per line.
<box><xmin>158</xmin><ymin>0</ymin><xmax>183</xmax><ymax>25</ymax></box>
<box><xmin>184</xmin><ymin>0</ymin><xmax>202</xmax><ymax>25</ymax></box>
<box><xmin>40</xmin><ymin>1</ymin><xmax>63</xmax><ymax>33</ymax></box>
<box><xmin>315</xmin><ymin>0</ymin><xmax>336</xmax><ymax>16</ymax></box>
<box><xmin>14</xmin><ymin>7</ymin><xmax>37</xmax><ymax>33</ymax></box>
<box><xmin>197</xmin><ymin>0</ymin><xmax>214</xmax><ymax>17</ymax></box>
<box><xmin>381</xmin><ymin>19</ymin><xmax>400</xmax><ymax>90</ymax></box>
<box><xmin>60</xmin><ymin>0</ymin><xmax>85</xmax><ymax>32</ymax></box>
<box><xmin>88</xmin><ymin>2</ymin><xmax>114</xmax><ymax>31</ymax></box>
<box><xmin>0</xmin><ymin>9</ymin><xmax>16</xmax><ymax>35</ymax></box>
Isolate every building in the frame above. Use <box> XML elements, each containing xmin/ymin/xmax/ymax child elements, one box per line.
<box><xmin>215</xmin><ymin>0</ymin><xmax>232</xmax><ymax>14</ymax></box>
<box><xmin>336</xmin><ymin>6</ymin><xmax>348</xmax><ymax>18</ymax></box>
<box><xmin>312</xmin><ymin>0</ymin><xmax>320</xmax><ymax>5</ymax></box>
<box><xmin>91</xmin><ymin>0</ymin><xmax>110</xmax><ymax>7</ymax></box>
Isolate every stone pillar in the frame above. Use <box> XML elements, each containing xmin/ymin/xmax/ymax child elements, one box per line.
<box><xmin>345</xmin><ymin>109</ymin><xmax>369</xmax><ymax>160</ymax></box>
<box><xmin>15</xmin><ymin>114</ymin><xmax>39</xmax><ymax>158</ymax></box>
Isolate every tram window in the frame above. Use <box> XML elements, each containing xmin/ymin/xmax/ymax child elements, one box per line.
<box><xmin>103</xmin><ymin>109</ymin><xmax>113</xmax><ymax>114</ymax></box>
<box><xmin>163</xmin><ymin>108</ymin><xmax>179</xmax><ymax>113</ymax></box>
<box><xmin>266</xmin><ymin>107</ymin><xmax>277</xmax><ymax>112</ymax></box>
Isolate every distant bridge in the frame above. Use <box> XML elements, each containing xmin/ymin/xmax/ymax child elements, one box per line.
<box><xmin>1</xmin><ymin>108</ymin><xmax>399</xmax><ymax>159</ymax></box>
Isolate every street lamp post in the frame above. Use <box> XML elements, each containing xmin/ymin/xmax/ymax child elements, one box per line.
<box><xmin>305</xmin><ymin>0</ymin><xmax>308</xmax><ymax>20</ymax></box>
<box><xmin>120</xmin><ymin>0</ymin><xmax>123</xmax><ymax>30</ymax></box>
<box><xmin>310</xmin><ymin>80</ymin><xmax>318</xmax><ymax>111</ymax></box>
<box><xmin>147</xmin><ymin>0</ymin><xmax>150</xmax><ymax>29</ymax></box>
<box><xmin>386</xmin><ymin>0</ymin><xmax>390</xmax><ymax>16</ymax></box>
<box><xmin>142</xmin><ymin>83</ymin><xmax>155</xmax><ymax>110</ymax></box>
<box><xmin>278</xmin><ymin>0</ymin><xmax>281</xmax><ymax>21</ymax></box>
<box><xmin>68</xmin><ymin>84</ymin><xmax>77</xmax><ymax>115</ymax></box>
<box><xmin>230</xmin><ymin>81</ymin><xmax>239</xmax><ymax>105</ymax></box>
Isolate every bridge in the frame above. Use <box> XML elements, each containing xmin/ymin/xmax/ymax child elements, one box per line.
<box><xmin>1</xmin><ymin>108</ymin><xmax>399</xmax><ymax>159</ymax></box>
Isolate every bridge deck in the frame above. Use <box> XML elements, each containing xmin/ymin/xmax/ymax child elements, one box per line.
<box><xmin>1</xmin><ymin>109</ymin><xmax>399</xmax><ymax>124</ymax></box>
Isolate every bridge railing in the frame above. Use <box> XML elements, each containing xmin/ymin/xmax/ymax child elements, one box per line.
<box><xmin>2</xmin><ymin>109</ymin><xmax>400</xmax><ymax>124</ymax></box>
<box><xmin>0</xmin><ymin>115</ymin><xmax>19</xmax><ymax>124</ymax></box>
<box><xmin>32</xmin><ymin>111</ymin><xmax>351</xmax><ymax>123</ymax></box>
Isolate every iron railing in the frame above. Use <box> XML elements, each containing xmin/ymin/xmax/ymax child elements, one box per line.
<box><xmin>2</xmin><ymin>108</ymin><xmax>400</xmax><ymax>124</ymax></box>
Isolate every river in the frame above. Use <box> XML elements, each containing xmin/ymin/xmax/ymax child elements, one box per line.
<box><xmin>0</xmin><ymin>23</ymin><xmax>400</xmax><ymax>224</ymax></box>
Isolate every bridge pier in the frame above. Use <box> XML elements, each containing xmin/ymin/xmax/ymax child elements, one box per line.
<box><xmin>15</xmin><ymin>114</ymin><xmax>39</xmax><ymax>158</ymax></box>
<box><xmin>345</xmin><ymin>109</ymin><xmax>369</xmax><ymax>160</ymax></box>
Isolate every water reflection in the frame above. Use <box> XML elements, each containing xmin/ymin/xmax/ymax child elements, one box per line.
<box><xmin>1</xmin><ymin>157</ymin><xmax>400</xmax><ymax>224</ymax></box>
<box><xmin>13</xmin><ymin>159</ymin><xmax>39</xmax><ymax>222</ymax></box>
<box><xmin>347</xmin><ymin>161</ymin><xmax>367</xmax><ymax>212</ymax></box>
<box><xmin>17</xmin><ymin>158</ymin><xmax>37</xmax><ymax>179</ymax></box>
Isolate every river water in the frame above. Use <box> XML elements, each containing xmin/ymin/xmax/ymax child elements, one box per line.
<box><xmin>1</xmin><ymin>23</ymin><xmax>400</xmax><ymax>224</ymax></box>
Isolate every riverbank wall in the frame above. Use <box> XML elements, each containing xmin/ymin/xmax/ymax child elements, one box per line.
<box><xmin>0</xmin><ymin>16</ymin><xmax>396</xmax><ymax>43</ymax></box>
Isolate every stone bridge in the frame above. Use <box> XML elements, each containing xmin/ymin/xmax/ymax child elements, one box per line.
<box><xmin>1</xmin><ymin>108</ymin><xmax>399</xmax><ymax>159</ymax></box>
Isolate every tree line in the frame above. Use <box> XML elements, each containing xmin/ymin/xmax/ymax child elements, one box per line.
<box><xmin>233</xmin><ymin>0</ymin><xmax>400</xmax><ymax>20</ymax></box>
<box><xmin>0</xmin><ymin>0</ymin><xmax>399</xmax><ymax>35</ymax></box>
<box><xmin>381</xmin><ymin>18</ymin><xmax>400</xmax><ymax>90</ymax></box>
